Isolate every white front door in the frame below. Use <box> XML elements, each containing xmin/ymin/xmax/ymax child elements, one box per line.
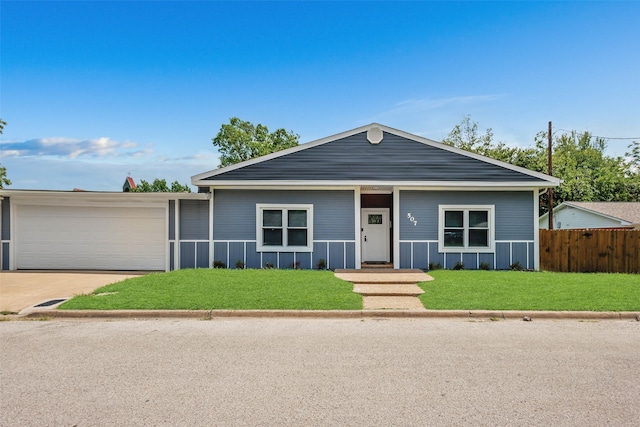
<box><xmin>361</xmin><ymin>208</ymin><xmax>390</xmax><ymax>262</ymax></box>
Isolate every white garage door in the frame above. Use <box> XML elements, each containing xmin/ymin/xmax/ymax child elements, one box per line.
<box><xmin>16</xmin><ymin>205</ymin><xmax>166</xmax><ymax>270</ymax></box>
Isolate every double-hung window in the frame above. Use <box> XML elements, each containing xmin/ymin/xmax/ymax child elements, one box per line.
<box><xmin>438</xmin><ymin>205</ymin><xmax>494</xmax><ymax>252</ymax></box>
<box><xmin>256</xmin><ymin>204</ymin><xmax>313</xmax><ymax>252</ymax></box>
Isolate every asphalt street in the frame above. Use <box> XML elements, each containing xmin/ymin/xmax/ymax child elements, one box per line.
<box><xmin>1</xmin><ymin>318</ymin><xmax>638</xmax><ymax>426</ymax></box>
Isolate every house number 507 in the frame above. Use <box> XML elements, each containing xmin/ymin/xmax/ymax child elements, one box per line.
<box><xmin>407</xmin><ymin>213</ymin><xmax>417</xmax><ymax>226</ymax></box>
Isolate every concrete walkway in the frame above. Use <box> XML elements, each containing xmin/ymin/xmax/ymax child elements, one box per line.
<box><xmin>334</xmin><ymin>269</ymin><xmax>433</xmax><ymax>310</ymax></box>
<box><xmin>0</xmin><ymin>271</ymin><xmax>144</xmax><ymax>313</ymax></box>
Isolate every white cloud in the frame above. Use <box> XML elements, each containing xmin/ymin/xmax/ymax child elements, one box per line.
<box><xmin>0</xmin><ymin>137</ymin><xmax>148</xmax><ymax>159</ymax></box>
<box><xmin>1</xmin><ymin>142</ymin><xmax>219</xmax><ymax>191</ymax></box>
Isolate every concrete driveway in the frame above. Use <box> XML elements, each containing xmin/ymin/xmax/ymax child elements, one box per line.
<box><xmin>0</xmin><ymin>271</ymin><xmax>143</xmax><ymax>313</ymax></box>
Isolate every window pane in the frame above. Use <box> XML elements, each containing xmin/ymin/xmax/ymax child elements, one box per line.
<box><xmin>469</xmin><ymin>229</ymin><xmax>488</xmax><ymax>247</ymax></box>
<box><xmin>288</xmin><ymin>210</ymin><xmax>307</xmax><ymax>227</ymax></box>
<box><xmin>469</xmin><ymin>211</ymin><xmax>488</xmax><ymax>228</ymax></box>
<box><xmin>368</xmin><ymin>214</ymin><xmax>383</xmax><ymax>225</ymax></box>
<box><xmin>263</xmin><ymin>210</ymin><xmax>282</xmax><ymax>227</ymax></box>
<box><xmin>444</xmin><ymin>229</ymin><xmax>464</xmax><ymax>247</ymax></box>
<box><xmin>444</xmin><ymin>211</ymin><xmax>463</xmax><ymax>227</ymax></box>
<box><xmin>288</xmin><ymin>229</ymin><xmax>307</xmax><ymax>246</ymax></box>
<box><xmin>263</xmin><ymin>229</ymin><xmax>282</xmax><ymax>246</ymax></box>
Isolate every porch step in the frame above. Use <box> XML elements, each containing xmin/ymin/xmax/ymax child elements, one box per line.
<box><xmin>353</xmin><ymin>283</ymin><xmax>425</xmax><ymax>297</ymax></box>
<box><xmin>334</xmin><ymin>270</ymin><xmax>433</xmax><ymax>284</ymax></box>
<box><xmin>360</xmin><ymin>262</ymin><xmax>393</xmax><ymax>269</ymax></box>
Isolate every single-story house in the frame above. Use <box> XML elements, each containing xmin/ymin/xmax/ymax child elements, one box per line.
<box><xmin>1</xmin><ymin>123</ymin><xmax>560</xmax><ymax>271</ymax></box>
<box><xmin>539</xmin><ymin>201</ymin><xmax>640</xmax><ymax>230</ymax></box>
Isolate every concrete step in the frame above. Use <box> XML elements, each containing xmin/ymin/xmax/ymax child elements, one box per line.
<box><xmin>353</xmin><ymin>284</ymin><xmax>425</xmax><ymax>296</ymax></box>
<box><xmin>363</xmin><ymin>296</ymin><xmax>426</xmax><ymax>310</ymax></box>
<box><xmin>334</xmin><ymin>271</ymin><xmax>433</xmax><ymax>284</ymax></box>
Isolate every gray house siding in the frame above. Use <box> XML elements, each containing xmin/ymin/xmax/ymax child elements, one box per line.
<box><xmin>180</xmin><ymin>200</ymin><xmax>209</xmax><ymax>240</ymax></box>
<box><xmin>168</xmin><ymin>200</ymin><xmax>175</xmax><ymax>240</ymax></box>
<box><xmin>204</xmin><ymin>132</ymin><xmax>537</xmax><ymax>183</ymax></box>
<box><xmin>1</xmin><ymin>197</ymin><xmax>10</xmax><ymax>270</ymax></box>
<box><xmin>399</xmin><ymin>190</ymin><xmax>535</xmax><ymax>270</ymax></box>
<box><xmin>176</xmin><ymin>199</ymin><xmax>210</xmax><ymax>269</ymax></box>
<box><xmin>212</xmin><ymin>189</ymin><xmax>355</xmax><ymax>269</ymax></box>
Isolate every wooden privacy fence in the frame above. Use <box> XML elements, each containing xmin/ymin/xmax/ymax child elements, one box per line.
<box><xmin>539</xmin><ymin>229</ymin><xmax>640</xmax><ymax>273</ymax></box>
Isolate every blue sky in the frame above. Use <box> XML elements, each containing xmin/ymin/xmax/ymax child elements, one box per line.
<box><xmin>1</xmin><ymin>1</ymin><xmax>639</xmax><ymax>191</ymax></box>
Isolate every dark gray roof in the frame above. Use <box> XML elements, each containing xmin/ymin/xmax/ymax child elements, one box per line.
<box><xmin>193</xmin><ymin>124</ymin><xmax>559</xmax><ymax>187</ymax></box>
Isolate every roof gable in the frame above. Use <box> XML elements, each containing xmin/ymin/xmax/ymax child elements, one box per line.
<box><xmin>193</xmin><ymin>123</ymin><xmax>559</xmax><ymax>187</ymax></box>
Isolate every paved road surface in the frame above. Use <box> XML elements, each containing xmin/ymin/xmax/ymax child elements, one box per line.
<box><xmin>1</xmin><ymin>318</ymin><xmax>638</xmax><ymax>426</ymax></box>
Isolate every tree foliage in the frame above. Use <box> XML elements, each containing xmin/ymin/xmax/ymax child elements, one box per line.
<box><xmin>442</xmin><ymin>116</ymin><xmax>640</xmax><ymax>212</ymax></box>
<box><xmin>0</xmin><ymin>118</ymin><xmax>11</xmax><ymax>189</ymax></box>
<box><xmin>132</xmin><ymin>178</ymin><xmax>191</xmax><ymax>193</ymax></box>
<box><xmin>212</xmin><ymin>117</ymin><xmax>299</xmax><ymax>167</ymax></box>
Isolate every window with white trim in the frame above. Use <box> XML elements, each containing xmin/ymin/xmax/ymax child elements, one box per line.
<box><xmin>256</xmin><ymin>204</ymin><xmax>313</xmax><ymax>252</ymax></box>
<box><xmin>438</xmin><ymin>205</ymin><xmax>494</xmax><ymax>252</ymax></box>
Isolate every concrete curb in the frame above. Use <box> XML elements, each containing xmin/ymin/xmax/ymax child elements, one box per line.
<box><xmin>15</xmin><ymin>309</ymin><xmax>640</xmax><ymax>321</ymax></box>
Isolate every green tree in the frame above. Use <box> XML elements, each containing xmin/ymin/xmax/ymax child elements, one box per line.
<box><xmin>442</xmin><ymin>116</ymin><xmax>640</xmax><ymax>213</ymax></box>
<box><xmin>442</xmin><ymin>115</ymin><xmax>545</xmax><ymax>171</ymax></box>
<box><xmin>132</xmin><ymin>178</ymin><xmax>191</xmax><ymax>193</ymax></box>
<box><xmin>212</xmin><ymin>117</ymin><xmax>299</xmax><ymax>167</ymax></box>
<box><xmin>0</xmin><ymin>118</ymin><xmax>11</xmax><ymax>189</ymax></box>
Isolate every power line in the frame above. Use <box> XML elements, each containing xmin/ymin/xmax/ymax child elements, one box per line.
<box><xmin>554</xmin><ymin>128</ymin><xmax>640</xmax><ymax>140</ymax></box>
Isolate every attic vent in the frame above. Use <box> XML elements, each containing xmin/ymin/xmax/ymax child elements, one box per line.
<box><xmin>367</xmin><ymin>127</ymin><xmax>383</xmax><ymax>144</ymax></box>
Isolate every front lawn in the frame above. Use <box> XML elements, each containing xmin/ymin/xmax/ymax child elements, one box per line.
<box><xmin>59</xmin><ymin>269</ymin><xmax>639</xmax><ymax>312</ymax></box>
<box><xmin>420</xmin><ymin>270</ymin><xmax>640</xmax><ymax>311</ymax></box>
<box><xmin>59</xmin><ymin>269</ymin><xmax>362</xmax><ymax>310</ymax></box>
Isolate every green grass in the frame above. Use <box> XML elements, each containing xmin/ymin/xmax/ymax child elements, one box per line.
<box><xmin>59</xmin><ymin>269</ymin><xmax>362</xmax><ymax>310</ymax></box>
<box><xmin>420</xmin><ymin>270</ymin><xmax>640</xmax><ymax>311</ymax></box>
<box><xmin>59</xmin><ymin>269</ymin><xmax>639</xmax><ymax>312</ymax></box>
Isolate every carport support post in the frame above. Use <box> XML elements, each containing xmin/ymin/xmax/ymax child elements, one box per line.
<box><xmin>209</xmin><ymin>191</ymin><xmax>214</xmax><ymax>269</ymax></box>
<box><xmin>174</xmin><ymin>199</ymin><xmax>180</xmax><ymax>270</ymax></box>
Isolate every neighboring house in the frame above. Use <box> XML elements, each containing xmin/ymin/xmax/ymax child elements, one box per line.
<box><xmin>0</xmin><ymin>123</ymin><xmax>559</xmax><ymax>271</ymax></box>
<box><xmin>539</xmin><ymin>201</ymin><xmax>640</xmax><ymax>230</ymax></box>
<box><xmin>123</xmin><ymin>176</ymin><xmax>136</xmax><ymax>192</ymax></box>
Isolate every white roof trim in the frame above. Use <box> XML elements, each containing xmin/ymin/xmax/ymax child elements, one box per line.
<box><xmin>196</xmin><ymin>179</ymin><xmax>549</xmax><ymax>189</ymax></box>
<box><xmin>192</xmin><ymin>123</ymin><xmax>562</xmax><ymax>186</ymax></box>
<box><xmin>0</xmin><ymin>189</ymin><xmax>209</xmax><ymax>203</ymax></box>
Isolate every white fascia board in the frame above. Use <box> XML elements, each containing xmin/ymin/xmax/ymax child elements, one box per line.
<box><xmin>3</xmin><ymin>190</ymin><xmax>209</xmax><ymax>207</ymax></box>
<box><xmin>397</xmin><ymin>185</ymin><xmax>540</xmax><ymax>192</ymax></box>
<box><xmin>206</xmin><ymin>185</ymin><xmax>360</xmax><ymax>191</ymax></box>
<box><xmin>196</xmin><ymin>180</ymin><xmax>555</xmax><ymax>189</ymax></box>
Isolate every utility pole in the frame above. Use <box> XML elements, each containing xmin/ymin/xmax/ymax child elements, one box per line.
<box><xmin>548</xmin><ymin>121</ymin><xmax>554</xmax><ymax>230</ymax></box>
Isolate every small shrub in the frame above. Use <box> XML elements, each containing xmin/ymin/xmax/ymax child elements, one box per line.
<box><xmin>428</xmin><ymin>262</ymin><xmax>442</xmax><ymax>270</ymax></box>
<box><xmin>235</xmin><ymin>260</ymin><xmax>245</xmax><ymax>269</ymax></box>
<box><xmin>264</xmin><ymin>261</ymin><xmax>275</xmax><ymax>269</ymax></box>
<box><xmin>453</xmin><ymin>261</ymin><xmax>464</xmax><ymax>270</ymax></box>
<box><xmin>290</xmin><ymin>261</ymin><xmax>301</xmax><ymax>270</ymax></box>
<box><xmin>316</xmin><ymin>258</ymin><xmax>327</xmax><ymax>270</ymax></box>
<box><xmin>510</xmin><ymin>261</ymin><xmax>523</xmax><ymax>271</ymax></box>
<box><xmin>212</xmin><ymin>260</ymin><xmax>226</xmax><ymax>269</ymax></box>
<box><xmin>479</xmin><ymin>262</ymin><xmax>491</xmax><ymax>271</ymax></box>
